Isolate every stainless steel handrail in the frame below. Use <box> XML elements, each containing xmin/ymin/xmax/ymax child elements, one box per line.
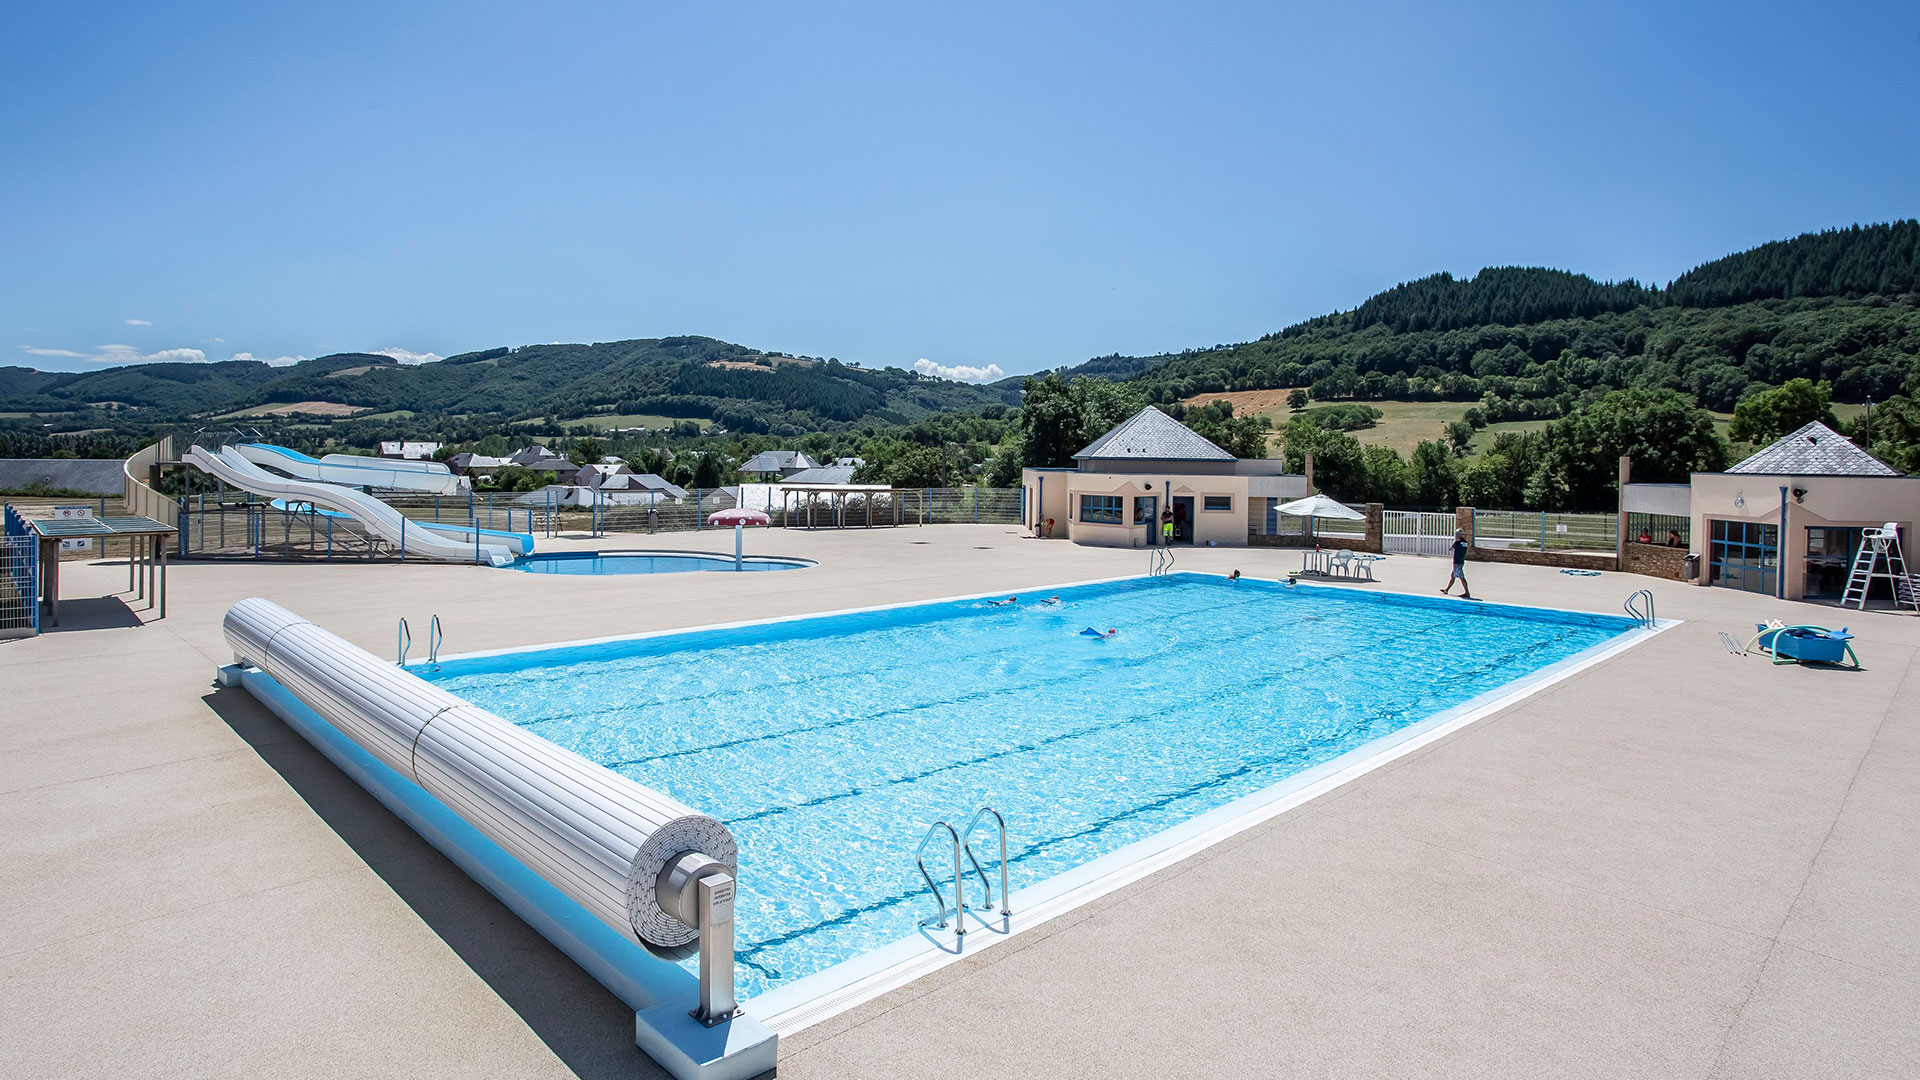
<box><xmin>914</xmin><ymin>820</ymin><xmax>964</xmax><ymax>932</ymax></box>
<box><xmin>428</xmin><ymin>614</ymin><xmax>443</xmax><ymax>665</ymax></box>
<box><xmin>961</xmin><ymin>806</ymin><xmax>1011</xmax><ymax>917</ymax></box>
<box><xmin>396</xmin><ymin>617</ymin><xmax>411</xmax><ymax>666</ymax></box>
<box><xmin>1624</xmin><ymin>589</ymin><xmax>1655</xmax><ymax>628</ymax></box>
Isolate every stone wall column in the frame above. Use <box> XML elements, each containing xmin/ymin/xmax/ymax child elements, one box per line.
<box><xmin>1455</xmin><ymin>505</ymin><xmax>1474</xmax><ymax>542</ymax></box>
<box><xmin>1365</xmin><ymin>503</ymin><xmax>1384</xmax><ymax>553</ymax></box>
<box><xmin>1304</xmin><ymin>452</ymin><xmax>1315</xmax><ymax>493</ymax></box>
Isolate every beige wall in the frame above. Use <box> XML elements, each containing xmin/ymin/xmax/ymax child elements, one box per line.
<box><xmin>1022</xmin><ymin>469</ymin><xmax>1252</xmax><ymax>548</ymax></box>
<box><xmin>1687</xmin><ymin>472</ymin><xmax>1920</xmax><ymax>600</ymax></box>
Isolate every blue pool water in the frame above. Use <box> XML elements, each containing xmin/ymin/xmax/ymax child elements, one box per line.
<box><xmin>424</xmin><ymin>574</ymin><xmax>1635</xmax><ymax>998</ymax></box>
<box><xmin>506</xmin><ymin>551</ymin><xmax>812</xmax><ymax>574</ymax></box>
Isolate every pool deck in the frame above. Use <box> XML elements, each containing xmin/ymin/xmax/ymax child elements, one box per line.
<box><xmin>2</xmin><ymin>525</ymin><xmax>1915</xmax><ymax>1079</ymax></box>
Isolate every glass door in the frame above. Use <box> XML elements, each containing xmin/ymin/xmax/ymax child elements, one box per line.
<box><xmin>1708</xmin><ymin>519</ymin><xmax>1778</xmax><ymax>595</ymax></box>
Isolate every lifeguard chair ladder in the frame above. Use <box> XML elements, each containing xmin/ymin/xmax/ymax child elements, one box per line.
<box><xmin>1841</xmin><ymin>523</ymin><xmax>1919</xmax><ymax>612</ymax></box>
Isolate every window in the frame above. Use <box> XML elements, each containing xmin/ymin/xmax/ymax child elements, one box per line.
<box><xmin>1078</xmin><ymin>494</ymin><xmax>1123</xmax><ymax>525</ymax></box>
<box><xmin>1133</xmin><ymin>496</ymin><xmax>1158</xmax><ymax>525</ymax></box>
<box><xmin>1203</xmin><ymin>495</ymin><xmax>1232</xmax><ymax>512</ymax></box>
<box><xmin>1708</xmin><ymin>519</ymin><xmax>1777</xmax><ymax>595</ymax></box>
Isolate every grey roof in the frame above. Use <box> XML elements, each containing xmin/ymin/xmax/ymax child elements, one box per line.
<box><xmin>1728</xmin><ymin>422</ymin><xmax>1901</xmax><ymax>477</ymax></box>
<box><xmin>0</xmin><ymin>458</ymin><xmax>126</xmax><ymax>496</ymax></box>
<box><xmin>1073</xmin><ymin>406</ymin><xmax>1236</xmax><ymax>462</ymax></box>
<box><xmin>740</xmin><ymin>450</ymin><xmax>819</xmax><ymax>473</ymax></box>
<box><xmin>780</xmin><ymin>465</ymin><xmax>859</xmax><ymax>485</ymax></box>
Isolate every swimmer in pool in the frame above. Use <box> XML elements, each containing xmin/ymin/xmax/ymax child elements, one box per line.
<box><xmin>1041</xmin><ymin>596</ymin><xmax>1062</xmax><ymax>605</ymax></box>
<box><xmin>1080</xmin><ymin>626</ymin><xmax>1119</xmax><ymax>640</ymax></box>
<box><xmin>986</xmin><ymin>597</ymin><xmax>1017</xmax><ymax>606</ymax></box>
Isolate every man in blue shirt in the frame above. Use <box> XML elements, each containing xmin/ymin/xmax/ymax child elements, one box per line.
<box><xmin>1441</xmin><ymin>528</ymin><xmax>1474</xmax><ymax>600</ymax></box>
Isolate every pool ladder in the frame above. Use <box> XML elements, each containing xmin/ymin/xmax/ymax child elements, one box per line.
<box><xmin>915</xmin><ymin>807</ymin><xmax>1011</xmax><ymax>936</ymax></box>
<box><xmin>396</xmin><ymin>615</ymin><xmax>444</xmax><ymax>667</ymax></box>
<box><xmin>1624</xmin><ymin>589</ymin><xmax>1657</xmax><ymax>629</ymax></box>
<box><xmin>1149</xmin><ymin>547</ymin><xmax>1177</xmax><ymax>576</ymax></box>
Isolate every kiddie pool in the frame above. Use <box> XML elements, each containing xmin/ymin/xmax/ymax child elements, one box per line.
<box><xmin>504</xmin><ymin>551</ymin><xmax>814</xmax><ymax>575</ymax></box>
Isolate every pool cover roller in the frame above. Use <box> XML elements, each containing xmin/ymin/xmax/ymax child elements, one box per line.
<box><xmin>222</xmin><ymin>597</ymin><xmax>736</xmax><ymax>951</ymax></box>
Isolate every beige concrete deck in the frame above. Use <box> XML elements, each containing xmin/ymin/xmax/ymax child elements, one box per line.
<box><xmin>1</xmin><ymin>525</ymin><xmax>1914</xmax><ymax>1079</ymax></box>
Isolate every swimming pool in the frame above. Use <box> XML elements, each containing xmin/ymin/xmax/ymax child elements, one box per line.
<box><xmin>423</xmin><ymin>573</ymin><xmax>1642</xmax><ymax>1007</ymax></box>
<box><xmin>505</xmin><ymin>551</ymin><xmax>813</xmax><ymax>574</ymax></box>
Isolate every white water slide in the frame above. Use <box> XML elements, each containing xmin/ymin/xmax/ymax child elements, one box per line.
<box><xmin>185</xmin><ymin>445</ymin><xmax>515</xmax><ymax>565</ymax></box>
<box><xmin>234</xmin><ymin>443</ymin><xmax>466</xmax><ymax>495</ymax></box>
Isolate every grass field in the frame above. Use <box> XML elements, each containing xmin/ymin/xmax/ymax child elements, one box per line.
<box><xmin>524</xmin><ymin>413</ymin><xmax>712</xmax><ymax>432</ymax></box>
<box><xmin>1181</xmin><ymin>390</ymin><xmax>1862</xmax><ymax>462</ymax></box>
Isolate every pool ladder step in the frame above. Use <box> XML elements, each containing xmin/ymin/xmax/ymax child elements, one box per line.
<box><xmin>915</xmin><ymin>807</ymin><xmax>1011</xmax><ymax>936</ymax></box>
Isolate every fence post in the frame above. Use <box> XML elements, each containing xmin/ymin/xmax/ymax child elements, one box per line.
<box><xmin>973</xmin><ymin>488</ymin><xmax>978</xmax><ymax>523</ymax></box>
<box><xmin>1540</xmin><ymin>512</ymin><xmax>1547</xmax><ymax>551</ymax></box>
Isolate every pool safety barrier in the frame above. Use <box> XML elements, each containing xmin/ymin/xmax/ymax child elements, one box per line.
<box><xmin>220</xmin><ymin>598</ymin><xmax>772</xmax><ymax>1079</ymax></box>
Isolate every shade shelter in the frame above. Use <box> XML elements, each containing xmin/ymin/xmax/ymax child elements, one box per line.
<box><xmin>25</xmin><ymin>514</ymin><xmax>176</xmax><ymax>626</ymax></box>
<box><xmin>708</xmin><ymin>508</ymin><xmax>771</xmax><ymax>569</ymax></box>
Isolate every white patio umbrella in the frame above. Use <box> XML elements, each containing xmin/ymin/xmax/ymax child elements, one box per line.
<box><xmin>1273</xmin><ymin>494</ymin><xmax>1365</xmax><ymax>520</ymax></box>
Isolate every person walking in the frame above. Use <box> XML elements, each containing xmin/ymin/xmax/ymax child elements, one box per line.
<box><xmin>1441</xmin><ymin>527</ymin><xmax>1474</xmax><ymax>599</ymax></box>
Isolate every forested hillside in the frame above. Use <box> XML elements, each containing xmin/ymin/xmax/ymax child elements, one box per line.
<box><xmin>2</xmin><ymin>337</ymin><xmax>1019</xmax><ymax>436</ymax></box>
<box><xmin>1052</xmin><ymin>221</ymin><xmax>1920</xmax><ymax>415</ymax></box>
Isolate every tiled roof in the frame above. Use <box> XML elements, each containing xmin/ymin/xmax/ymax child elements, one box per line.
<box><xmin>1728</xmin><ymin>422</ymin><xmax>1901</xmax><ymax>477</ymax></box>
<box><xmin>780</xmin><ymin>465</ymin><xmax>859</xmax><ymax>485</ymax></box>
<box><xmin>740</xmin><ymin>450</ymin><xmax>819</xmax><ymax>472</ymax></box>
<box><xmin>1073</xmin><ymin>406</ymin><xmax>1236</xmax><ymax>462</ymax></box>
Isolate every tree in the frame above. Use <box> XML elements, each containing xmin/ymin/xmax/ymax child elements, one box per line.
<box><xmin>1444</xmin><ymin>420</ymin><xmax>1476</xmax><ymax>455</ymax></box>
<box><xmin>1280</xmin><ymin>417</ymin><xmax>1366</xmax><ymax>498</ymax></box>
<box><xmin>1539</xmin><ymin>388</ymin><xmax>1728</xmax><ymax>509</ymax></box>
<box><xmin>1727</xmin><ymin>378</ymin><xmax>1840</xmax><ymax>445</ymax></box>
<box><xmin>1408</xmin><ymin>439</ymin><xmax>1461</xmax><ymax>508</ymax></box>
<box><xmin>573</xmin><ymin>436</ymin><xmax>608</xmax><ymax>465</ymax></box>
<box><xmin>691</xmin><ymin>450</ymin><xmax>732</xmax><ymax>488</ymax></box>
<box><xmin>1286</xmin><ymin>388</ymin><xmax>1309</xmax><ymax>412</ymax></box>
<box><xmin>1011</xmin><ymin>374</ymin><xmax>1146</xmax><ymax>469</ymax></box>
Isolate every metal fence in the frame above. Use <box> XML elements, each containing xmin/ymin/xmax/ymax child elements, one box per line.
<box><xmin>172</xmin><ymin>485</ymin><xmax>1024</xmax><ymax>558</ymax></box>
<box><xmin>1472</xmin><ymin>509</ymin><xmax>1616</xmax><ymax>553</ymax></box>
<box><xmin>2</xmin><ymin>505</ymin><xmax>41</xmax><ymax>636</ymax></box>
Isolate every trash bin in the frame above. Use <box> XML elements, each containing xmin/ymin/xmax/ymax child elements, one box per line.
<box><xmin>1683</xmin><ymin>552</ymin><xmax>1701</xmax><ymax>581</ymax></box>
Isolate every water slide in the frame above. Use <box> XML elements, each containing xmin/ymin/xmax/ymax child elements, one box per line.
<box><xmin>234</xmin><ymin>443</ymin><xmax>466</xmax><ymax>495</ymax></box>
<box><xmin>185</xmin><ymin>445</ymin><xmax>516</xmax><ymax>565</ymax></box>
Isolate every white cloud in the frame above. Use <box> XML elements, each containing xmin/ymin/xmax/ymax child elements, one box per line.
<box><xmin>228</xmin><ymin>352</ymin><xmax>308</xmax><ymax>367</ymax></box>
<box><xmin>90</xmin><ymin>344</ymin><xmax>206</xmax><ymax>365</ymax></box>
<box><xmin>202</xmin><ymin>337</ymin><xmax>225</xmax><ymax>344</ymax></box>
<box><xmin>913</xmin><ymin>357</ymin><xmax>1005</xmax><ymax>383</ymax></box>
<box><xmin>19</xmin><ymin>344</ymin><xmax>206</xmax><ymax>364</ymax></box>
<box><xmin>124</xmin><ymin>318</ymin><xmax>152</xmax><ymax>326</ymax></box>
<box><xmin>371</xmin><ymin>346</ymin><xmax>442</xmax><ymax>365</ymax></box>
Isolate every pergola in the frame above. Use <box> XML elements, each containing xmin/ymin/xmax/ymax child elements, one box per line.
<box><xmin>25</xmin><ymin>515</ymin><xmax>176</xmax><ymax>626</ymax></box>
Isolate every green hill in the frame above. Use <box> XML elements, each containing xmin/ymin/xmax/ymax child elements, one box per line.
<box><xmin>1049</xmin><ymin>220</ymin><xmax>1920</xmax><ymax>413</ymax></box>
<box><xmin>2</xmin><ymin>337</ymin><xmax>1020</xmax><ymax>436</ymax></box>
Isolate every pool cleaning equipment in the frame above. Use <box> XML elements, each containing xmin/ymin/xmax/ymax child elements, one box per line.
<box><xmin>1745</xmin><ymin>622</ymin><xmax>1860</xmax><ymax>667</ymax></box>
<box><xmin>221</xmin><ymin>598</ymin><xmax>772</xmax><ymax>1079</ymax></box>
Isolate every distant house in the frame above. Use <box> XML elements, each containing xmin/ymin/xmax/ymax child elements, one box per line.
<box><xmin>832</xmin><ymin>457</ymin><xmax>865</xmax><ymax>469</ymax></box>
<box><xmin>507</xmin><ymin>446</ymin><xmax>576</xmax><ymax>473</ymax></box>
<box><xmin>378</xmin><ymin>441</ymin><xmax>442</xmax><ymax>460</ymax></box>
<box><xmin>445</xmin><ymin>453</ymin><xmax>506</xmax><ymax>477</ymax></box>
<box><xmin>1022</xmin><ymin>406</ymin><xmax>1307</xmax><ymax>549</ymax></box>
<box><xmin>780</xmin><ymin>465</ymin><xmax>859</xmax><ymax>486</ymax></box>
<box><xmin>739</xmin><ymin>450</ymin><xmax>820</xmax><ymax>480</ymax></box>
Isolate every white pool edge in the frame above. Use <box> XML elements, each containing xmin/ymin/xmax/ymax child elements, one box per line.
<box><xmin>742</xmin><ymin>611</ymin><xmax>1677</xmax><ymax>1035</ymax></box>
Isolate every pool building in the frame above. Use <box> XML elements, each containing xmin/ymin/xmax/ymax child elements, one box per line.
<box><xmin>1023</xmin><ymin>406</ymin><xmax>1309</xmax><ymax>547</ymax></box>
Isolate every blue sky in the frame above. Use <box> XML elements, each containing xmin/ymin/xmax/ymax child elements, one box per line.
<box><xmin>3</xmin><ymin>2</ymin><xmax>1916</xmax><ymax>378</ymax></box>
